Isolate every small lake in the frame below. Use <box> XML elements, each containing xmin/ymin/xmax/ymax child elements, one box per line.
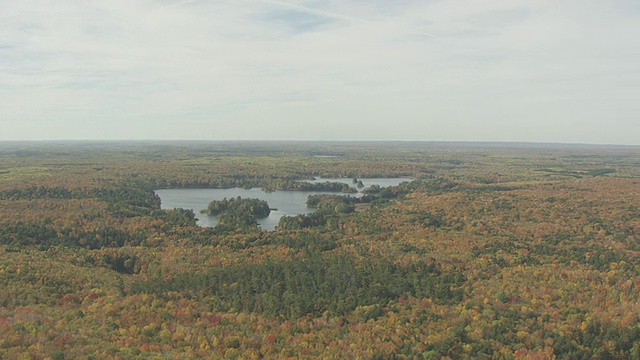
<box><xmin>155</xmin><ymin>178</ymin><xmax>412</xmax><ymax>231</ymax></box>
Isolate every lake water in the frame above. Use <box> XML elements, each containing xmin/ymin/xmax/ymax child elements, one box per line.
<box><xmin>155</xmin><ymin>178</ymin><xmax>412</xmax><ymax>231</ymax></box>
<box><xmin>304</xmin><ymin>177</ymin><xmax>413</xmax><ymax>188</ymax></box>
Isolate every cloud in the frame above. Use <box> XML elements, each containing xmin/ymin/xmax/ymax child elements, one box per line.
<box><xmin>0</xmin><ymin>0</ymin><xmax>639</xmax><ymax>144</ymax></box>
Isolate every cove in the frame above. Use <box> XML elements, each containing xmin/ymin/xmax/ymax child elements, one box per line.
<box><xmin>155</xmin><ymin>178</ymin><xmax>412</xmax><ymax>231</ymax></box>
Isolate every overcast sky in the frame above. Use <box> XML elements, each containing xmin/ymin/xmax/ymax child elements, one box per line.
<box><xmin>1</xmin><ymin>0</ymin><xmax>639</xmax><ymax>144</ymax></box>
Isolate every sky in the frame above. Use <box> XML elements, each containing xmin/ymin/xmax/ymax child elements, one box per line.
<box><xmin>1</xmin><ymin>0</ymin><xmax>639</xmax><ymax>144</ymax></box>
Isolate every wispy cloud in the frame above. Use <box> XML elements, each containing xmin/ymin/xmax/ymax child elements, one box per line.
<box><xmin>0</xmin><ymin>0</ymin><xmax>639</xmax><ymax>143</ymax></box>
<box><xmin>258</xmin><ymin>0</ymin><xmax>366</xmax><ymax>24</ymax></box>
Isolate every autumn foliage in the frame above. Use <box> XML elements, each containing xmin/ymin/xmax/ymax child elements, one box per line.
<box><xmin>1</xmin><ymin>142</ymin><xmax>639</xmax><ymax>359</ymax></box>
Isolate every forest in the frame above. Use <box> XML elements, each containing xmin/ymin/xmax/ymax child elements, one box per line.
<box><xmin>0</xmin><ymin>141</ymin><xmax>640</xmax><ymax>359</ymax></box>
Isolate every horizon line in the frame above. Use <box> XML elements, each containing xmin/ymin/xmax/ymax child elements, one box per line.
<box><xmin>0</xmin><ymin>139</ymin><xmax>639</xmax><ymax>148</ymax></box>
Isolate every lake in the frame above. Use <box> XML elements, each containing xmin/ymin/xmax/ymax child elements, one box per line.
<box><xmin>155</xmin><ymin>178</ymin><xmax>412</xmax><ymax>231</ymax></box>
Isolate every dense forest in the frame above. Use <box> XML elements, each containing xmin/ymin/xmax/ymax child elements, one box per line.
<box><xmin>1</xmin><ymin>141</ymin><xmax>640</xmax><ymax>359</ymax></box>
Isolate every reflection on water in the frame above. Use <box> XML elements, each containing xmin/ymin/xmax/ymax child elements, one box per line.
<box><xmin>155</xmin><ymin>178</ymin><xmax>412</xmax><ymax>231</ymax></box>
